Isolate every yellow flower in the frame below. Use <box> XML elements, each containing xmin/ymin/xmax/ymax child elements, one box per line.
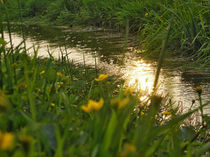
<box><xmin>194</xmin><ymin>86</ymin><xmax>202</xmax><ymax>95</ymax></box>
<box><xmin>145</xmin><ymin>12</ymin><xmax>149</xmax><ymax>16</ymax></box>
<box><xmin>118</xmin><ymin>97</ymin><xmax>130</xmax><ymax>109</ymax></box>
<box><xmin>111</xmin><ymin>97</ymin><xmax>130</xmax><ymax>109</ymax></box>
<box><xmin>81</xmin><ymin>105</ymin><xmax>92</xmax><ymax>113</ymax></box>
<box><xmin>40</xmin><ymin>70</ymin><xmax>45</xmax><ymax>75</ymax></box>
<box><xmin>81</xmin><ymin>98</ymin><xmax>104</xmax><ymax>113</ymax></box>
<box><xmin>56</xmin><ymin>72</ymin><xmax>62</xmax><ymax>77</ymax></box>
<box><xmin>124</xmin><ymin>88</ymin><xmax>134</xmax><ymax>96</ymax></box>
<box><xmin>0</xmin><ymin>132</ymin><xmax>14</xmax><ymax>150</ymax></box>
<box><xmin>95</xmin><ymin>74</ymin><xmax>108</xmax><ymax>81</ymax></box>
<box><xmin>162</xmin><ymin>111</ymin><xmax>171</xmax><ymax>116</ymax></box>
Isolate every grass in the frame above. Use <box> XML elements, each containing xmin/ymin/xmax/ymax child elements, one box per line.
<box><xmin>1</xmin><ymin>0</ymin><xmax>209</xmax><ymax>67</ymax></box>
<box><xmin>0</xmin><ymin>28</ymin><xmax>210</xmax><ymax>157</ymax></box>
<box><xmin>0</xmin><ymin>0</ymin><xmax>210</xmax><ymax>156</ymax></box>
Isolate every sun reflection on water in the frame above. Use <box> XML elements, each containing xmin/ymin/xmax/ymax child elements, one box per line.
<box><xmin>123</xmin><ymin>60</ymin><xmax>156</xmax><ymax>97</ymax></box>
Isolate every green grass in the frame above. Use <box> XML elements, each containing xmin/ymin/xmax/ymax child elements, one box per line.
<box><xmin>0</xmin><ymin>35</ymin><xmax>210</xmax><ymax>156</ymax></box>
<box><xmin>1</xmin><ymin>0</ymin><xmax>209</xmax><ymax>67</ymax></box>
<box><xmin>0</xmin><ymin>0</ymin><xmax>210</xmax><ymax>156</ymax></box>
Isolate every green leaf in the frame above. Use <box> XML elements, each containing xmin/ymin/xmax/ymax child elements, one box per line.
<box><xmin>0</xmin><ymin>38</ymin><xmax>7</xmax><ymax>46</ymax></box>
<box><xmin>101</xmin><ymin>110</ymin><xmax>117</xmax><ymax>156</ymax></box>
<box><xmin>194</xmin><ymin>141</ymin><xmax>210</xmax><ymax>157</ymax></box>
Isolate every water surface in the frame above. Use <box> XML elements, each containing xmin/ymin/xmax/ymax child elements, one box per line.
<box><xmin>3</xmin><ymin>24</ymin><xmax>210</xmax><ymax>114</ymax></box>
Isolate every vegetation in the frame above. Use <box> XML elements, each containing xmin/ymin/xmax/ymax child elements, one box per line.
<box><xmin>0</xmin><ymin>34</ymin><xmax>209</xmax><ymax>157</ymax></box>
<box><xmin>0</xmin><ymin>0</ymin><xmax>210</xmax><ymax>156</ymax></box>
<box><xmin>0</xmin><ymin>0</ymin><xmax>209</xmax><ymax>65</ymax></box>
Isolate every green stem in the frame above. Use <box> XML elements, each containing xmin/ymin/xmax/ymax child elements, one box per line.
<box><xmin>18</xmin><ymin>0</ymin><xmax>26</xmax><ymax>51</ymax></box>
<box><xmin>198</xmin><ymin>94</ymin><xmax>204</xmax><ymax>125</ymax></box>
<box><xmin>4</xmin><ymin>5</ymin><xmax>13</xmax><ymax>51</ymax></box>
<box><xmin>153</xmin><ymin>19</ymin><xmax>173</xmax><ymax>93</ymax></box>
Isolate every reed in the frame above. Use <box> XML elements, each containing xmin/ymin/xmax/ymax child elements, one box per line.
<box><xmin>153</xmin><ymin>19</ymin><xmax>172</xmax><ymax>93</ymax></box>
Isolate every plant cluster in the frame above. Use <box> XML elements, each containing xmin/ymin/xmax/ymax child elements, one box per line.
<box><xmin>0</xmin><ymin>0</ymin><xmax>209</xmax><ymax>65</ymax></box>
<box><xmin>0</xmin><ymin>36</ymin><xmax>209</xmax><ymax>156</ymax></box>
<box><xmin>0</xmin><ymin>0</ymin><xmax>209</xmax><ymax>156</ymax></box>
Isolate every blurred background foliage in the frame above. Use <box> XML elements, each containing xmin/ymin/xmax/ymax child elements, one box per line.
<box><xmin>0</xmin><ymin>0</ymin><xmax>209</xmax><ymax>62</ymax></box>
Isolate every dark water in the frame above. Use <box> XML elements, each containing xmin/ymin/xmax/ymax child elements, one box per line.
<box><xmin>3</xmin><ymin>24</ymin><xmax>210</xmax><ymax>114</ymax></box>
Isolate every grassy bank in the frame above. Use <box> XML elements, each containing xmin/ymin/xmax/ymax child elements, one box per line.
<box><xmin>0</xmin><ymin>1</ymin><xmax>210</xmax><ymax>156</ymax></box>
<box><xmin>0</xmin><ymin>0</ymin><xmax>209</xmax><ymax>66</ymax></box>
<box><xmin>0</xmin><ymin>29</ymin><xmax>210</xmax><ymax>156</ymax></box>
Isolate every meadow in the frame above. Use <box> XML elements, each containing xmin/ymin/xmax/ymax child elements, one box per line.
<box><xmin>0</xmin><ymin>0</ymin><xmax>210</xmax><ymax>156</ymax></box>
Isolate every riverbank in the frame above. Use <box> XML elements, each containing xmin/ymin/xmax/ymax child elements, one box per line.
<box><xmin>0</xmin><ymin>37</ymin><xmax>209</xmax><ymax>156</ymax></box>
<box><xmin>1</xmin><ymin>1</ymin><xmax>210</xmax><ymax>156</ymax></box>
<box><xmin>1</xmin><ymin>0</ymin><xmax>209</xmax><ymax>67</ymax></box>
<box><xmin>2</xmin><ymin>23</ymin><xmax>210</xmax><ymax>112</ymax></box>
<box><xmin>2</xmin><ymin>20</ymin><xmax>209</xmax><ymax>72</ymax></box>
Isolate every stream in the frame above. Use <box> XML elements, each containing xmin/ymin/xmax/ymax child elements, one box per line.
<box><xmin>3</xmin><ymin>24</ymin><xmax>210</xmax><ymax>114</ymax></box>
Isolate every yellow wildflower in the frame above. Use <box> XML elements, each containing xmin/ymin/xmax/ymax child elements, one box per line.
<box><xmin>81</xmin><ymin>98</ymin><xmax>104</xmax><ymax>113</ymax></box>
<box><xmin>118</xmin><ymin>97</ymin><xmax>130</xmax><ymax>109</ymax></box>
<box><xmin>124</xmin><ymin>88</ymin><xmax>134</xmax><ymax>96</ymax></box>
<box><xmin>162</xmin><ymin>111</ymin><xmax>171</xmax><ymax>116</ymax></box>
<box><xmin>56</xmin><ymin>72</ymin><xmax>62</xmax><ymax>77</ymax></box>
<box><xmin>95</xmin><ymin>74</ymin><xmax>108</xmax><ymax>81</ymax></box>
<box><xmin>145</xmin><ymin>12</ymin><xmax>149</xmax><ymax>16</ymax></box>
<box><xmin>0</xmin><ymin>132</ymin><xmax>14</xmax><ymax>150</ymax></box>
<box><xmin>194</xmin><ymin>86</ymin><xmax>202</xmax><ymax>95</ymax></box>
<box><xmin>111</xmin><ymin>97</ymin><xmax>130</xmax><ymax>109</ymax></box>
<box><xmin>40</xmin><ymin>70</ymin><xmax>45</xmax><ymax>75</ymax></box>
<box><xmin>81</xmin><ymin>105</ymin><xmax>92</xmax><ymax>113</ymax></box>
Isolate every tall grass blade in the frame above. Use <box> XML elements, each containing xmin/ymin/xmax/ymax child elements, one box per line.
<box><xmin>153</xmin><ymin>19</ymin><xmax>173</xmax><ymax>93</ymax></box>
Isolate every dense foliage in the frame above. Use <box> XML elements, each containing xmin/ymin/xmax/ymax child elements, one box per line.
<box><xmin>0</xmin><ymin>37</ymin><xmax>209</xmax><ymax>157</ymax></box>
<box><xmin>0</xmin><ymin>0</ymin><xmax>210</xmax><ymax>156</ymax></box>
<box><xmin>0</xmin><ymin>0</ymin><xmax>209</xmax><ymax>64</ymax></box>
